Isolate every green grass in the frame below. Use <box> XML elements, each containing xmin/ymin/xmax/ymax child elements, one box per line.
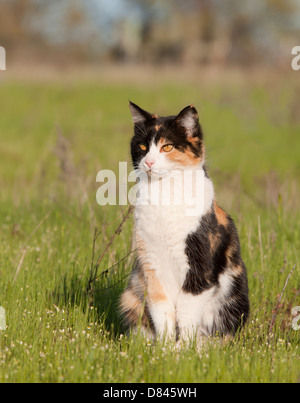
<box><xmin>0</xmin><ymin>71</ymin><xmax>299</xmax><ymax>382</ymax></box>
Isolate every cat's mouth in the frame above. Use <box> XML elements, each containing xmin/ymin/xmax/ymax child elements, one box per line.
<box><xmin>147</xmin><ymin>168</ymin><xmax>154</xmax><ymax>177</ymax></box>
<box><xmin>138</xmin><ymin>164</ymin><xmax>171</xmax><ymax>178</ymax></box>
<box><xmin>140</xmin><ymin>166</ymin><xmax>158</xmax><ymax>176</ymax></box>
<box><xmin>146</xmin><ymin>169</ymin><xmax>158</xmax><ymax>178</ymax></box>
<box><xmin>146</xmin><ymin>168</ymin><xmax>171</xmax><ymax>179</ymax></box>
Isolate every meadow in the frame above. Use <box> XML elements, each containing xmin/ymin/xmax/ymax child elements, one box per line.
<box><xmin>0</xmin><ymin>68</ymin><xmax>299</xmax><ymax>382</ymax></box>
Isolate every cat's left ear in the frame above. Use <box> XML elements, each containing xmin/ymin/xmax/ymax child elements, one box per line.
<box><xmin>129</xmin><ymin>101</ymin><xmax>155</xmax><ymax>125</ymax></box>
<box><xmin>175</xmin><ymin>105</ymin><xmax>200</xmax><ymax>138</ymax></box>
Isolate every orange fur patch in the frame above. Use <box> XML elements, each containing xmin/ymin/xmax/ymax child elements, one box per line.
<box><xmin>230</xmin><ymin>264</ymin><xmax>244</xmax><ymax>276</ymax></box>
<box><xmin>225</xmin><ymin>243</ymin><xmax>244</xmax><ymax>276</ymax></box>
<box><xmin>135</xmin><ymin>230</ymin><xmax>167</xmax><ymax>304</ymax></box>
<box><xmin>157</xmin><ymin>138</ymin><xmax>201</xmax><ymax>167</ymax></box>
<box><xmin>135</xmin><ymin>231</ymin><xmax>167</xmax><ymax>304</ymax></box>
<box><xmin>208</xmin><ymin>232</ymin><xmax>221</xmax><ymax>252</ymax></box>
<box><xmin>166</xmin><ymin>148</ymin><xmax>201</xmax><ymax>166</ymax></box>
<box><xmin>144</xmin><ymin>269</ymin><xmax>167</xmax><ymax>303</ymax></box>
<box><xmin>187</xmin><ymin>136</ymin><xmax>201</xmax><ymax>149</ymax></box>
<box><xmin>214</xmin><ymin>201</ymin><xmax>228</xmax><ymax>227</ymax></box>
<box><xmin>120</xmin><ymin>289</ymin><xmax>144</xmax><ymax>323</ymax></box>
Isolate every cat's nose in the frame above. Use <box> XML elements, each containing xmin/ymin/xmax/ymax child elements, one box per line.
<box><xmin>145</xmin><ymin>158</ymin><xmax>154</xmax><ymax>169</ymax></box>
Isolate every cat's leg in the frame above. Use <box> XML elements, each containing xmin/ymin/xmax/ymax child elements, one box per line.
<box><xmin>176</xmin><ymin>288</ymin><xmax>216</xmax><ymax>344</ymax></box>
<box><xmin>120</xmin><ymin>270</ymin><xmax>176</xmax><ymax>341</ymax></box>
<box><xmin>120</xmin><ymin>274</ymin><xmax>155</xmax><ymax>340</ymax></box>
<box><xmin>144</xmin><ymin>269</ymin><xmax>176</xmax><ymax>340</ymax></box>
<box><xmin>130</xmin><ymin>325</ymin><xmax>155</xmax><ymax>341</ymax></box>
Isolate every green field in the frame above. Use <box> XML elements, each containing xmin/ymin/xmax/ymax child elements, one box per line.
<box><xmin>0</xmin><ymin>70</ymin><xmax>299</xmax><ymax>382</ymax></box>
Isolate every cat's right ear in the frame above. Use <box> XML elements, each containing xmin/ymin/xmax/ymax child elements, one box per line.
<box><xmin>129</xmin><ymin>101</ymin><xmax>154</xmax><ymax>125</ymax></box>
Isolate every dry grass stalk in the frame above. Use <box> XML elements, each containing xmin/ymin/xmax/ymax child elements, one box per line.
<box><xmin>86</xmin><ymin>205</ymin><xmax>133</xmax><ymax>295</ymax></box>
<box><xmin>269</xmin><ymin>264</ymin><xmax>296</xmax><ymax>333</ymax></box>
<box><xmin>14</xmin><ymin>210</ymin><xmax>53</xmax><ymax>282</ymax></box>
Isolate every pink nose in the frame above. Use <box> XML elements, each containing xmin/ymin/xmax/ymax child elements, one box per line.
<box><xmin>145</xmin><ymin>158</ymin><xmax>154</xmax><ymax>169</ymax></box>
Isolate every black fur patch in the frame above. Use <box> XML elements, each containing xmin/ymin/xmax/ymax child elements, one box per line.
<box><xmin>183</xmin><ymin>206</ymin><xmax>250</xmax><ymax>335</ymax></box>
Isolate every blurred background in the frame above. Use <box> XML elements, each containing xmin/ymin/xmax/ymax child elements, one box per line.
<box><xmin>0</xmin><ymin>0</ymin><xmax>299</xmax><ymax>205</ymax></box>
<box><xmin>1</xmin><ymin>0</ymin><xmax>299</xmax><ymax>72</ymax></box>
<box><xmin>0</xmin><ymin>2</ymin><xmax>300</xmax><ymax>383</ymax></box>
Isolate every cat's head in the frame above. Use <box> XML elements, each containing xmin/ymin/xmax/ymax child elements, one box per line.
<box><xmin>129</xmin><ymin>102</ymin><xmax>205</xmax><ymax>176</ymax></box>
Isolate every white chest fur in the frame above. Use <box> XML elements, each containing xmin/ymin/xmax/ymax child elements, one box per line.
<box><xmin>134</xmin><ymin>169</ymin><xmax>214</xmax><ymax>304</ymax></box>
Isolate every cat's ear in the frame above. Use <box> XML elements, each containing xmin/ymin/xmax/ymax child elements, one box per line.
<box><xmin>175</xmin><ymin>105</ymin><xmax>200</xmax><ymax>138</ymax></box>
<box><xmin>129</xmin><ymin>101</ymin><xmax>155</xmax><ymax>125</ymax></box>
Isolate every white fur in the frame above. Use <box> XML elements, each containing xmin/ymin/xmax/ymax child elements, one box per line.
<box><xmin>176</xmin><ymin>272</ymin><xmax>234</xmax><ymax>340</ymax></box>
<box><xmin>180</xmin><ymin>111</ymin><xmax>197</xmax><ymax>138</ymax></box>
<box><xmin>134</xmin><ymin>141</ymin><xmax>230</xmax><ymax>341</ymax></box>
<box><xmin>181</xmin><ymin>113</ymin><xmax>196</xmax><ymax>130</ymax></box>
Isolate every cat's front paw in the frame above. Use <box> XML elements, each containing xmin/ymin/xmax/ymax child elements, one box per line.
<box><xmin>155</xmin><ymin>323</ymin><xmax>176</xmax><ymax>343</ymax></box>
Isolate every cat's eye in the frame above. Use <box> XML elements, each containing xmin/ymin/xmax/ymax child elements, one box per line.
<box><xmin>139</xmin><ymin>144</ymin><xmax>147</xmax><ymax>151</ymax></box>
<box><xmin>161</xmin><ymin>144</ymin><xmax>174</xmax><ymax>153</ymax></box>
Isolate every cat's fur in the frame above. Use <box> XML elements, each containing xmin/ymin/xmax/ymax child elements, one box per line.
<box><xmin>120</xmin><ymin>101</ymin><xmax>249</xmax><ymax>342</ymax></box>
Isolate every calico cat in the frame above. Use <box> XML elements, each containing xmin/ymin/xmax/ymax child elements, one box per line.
<box><xmin>120</xmin><ymin>101</ymin><xmax>249</xmax><ymax>342</ymax></box>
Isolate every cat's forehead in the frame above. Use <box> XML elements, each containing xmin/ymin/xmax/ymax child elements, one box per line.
<box><xmin>149</xmin><ymin>115</ymin><xmax>175</xmax><ymax>129</ymax></box>
<box><xmin>143</xmin><ymin>115</ymin><xmax>176</xmax><ymax>142</ymax></box>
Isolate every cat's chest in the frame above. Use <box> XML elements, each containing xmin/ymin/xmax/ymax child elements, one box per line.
<box><xmin>134</xmin><ymin>173</ymin><xmax>214</xmax><ymax>248</ymax></box>
<box><xmin>134</xmin><ymin>174</ymin><xmax>214</xmax><ymax>295</ymax></box>
<box><xmin>135</xmin><ymin>204</ymin><xmax>201</xmax><ymax>287</ymax></box>
<box><xmin>135</xmin><ymin>203</ymin><xmax>199</xmax><ymax>246</ymax></box>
